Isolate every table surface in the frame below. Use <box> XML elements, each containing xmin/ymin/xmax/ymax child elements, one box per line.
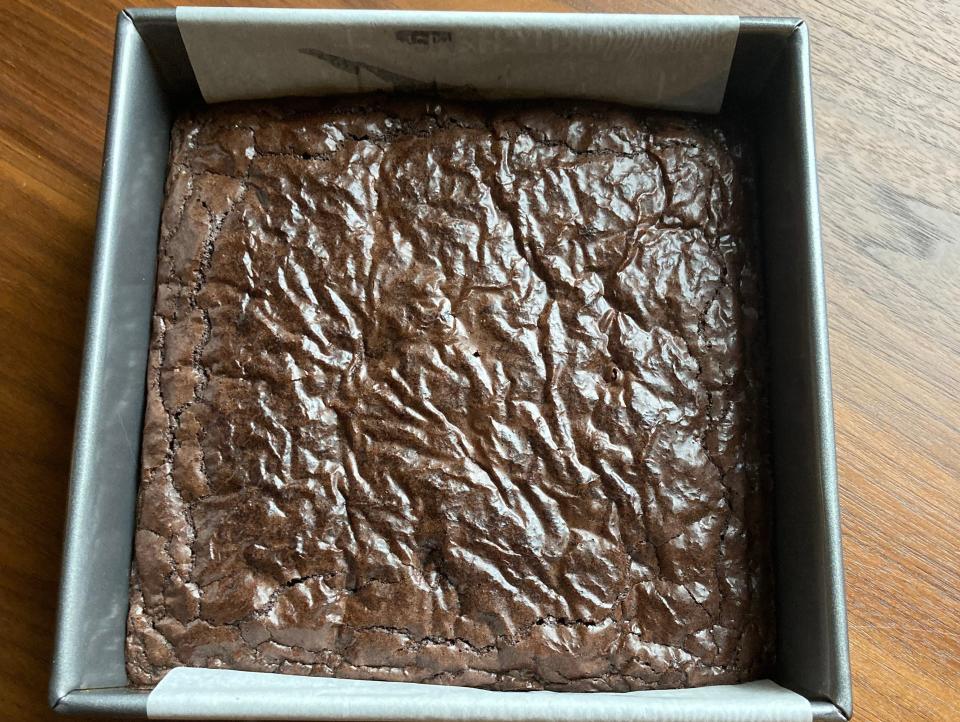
<box><xmin>1</xmin><ymin>1</ymin><xmax>957</xmax><ymax>720</ymax></box>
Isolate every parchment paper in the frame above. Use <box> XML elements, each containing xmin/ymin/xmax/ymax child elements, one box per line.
<box><xmin>148</xmin><ymin>10</ymin><xmax>808</xmax><ymax>721</ymax></box>
<box><xmin>176</xmin><ymin>9</ymin><xmax>739</xmax><ymax>112</ymax></box>
<box><xmin>148</xmin><ymin>669</ymin><xmax>811</xmax><ymax>721</ymax></box>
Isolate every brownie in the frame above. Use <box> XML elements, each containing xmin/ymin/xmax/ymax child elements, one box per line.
<box><xmin>127</xmin><ymin>95</ymin><xmax>774</xmax><ymax>691</ymax></box>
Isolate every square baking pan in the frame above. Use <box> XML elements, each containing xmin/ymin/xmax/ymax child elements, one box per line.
<box><xmin>49</xmin><ymin>9</ymin><xmax>851</xmax><ymax>720</ymax></box>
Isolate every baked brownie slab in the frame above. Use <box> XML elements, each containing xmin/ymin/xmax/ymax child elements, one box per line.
<box><xmin>127</xmin><ymin>96</ymin><xmax>774</xmax><ymax>691</ymax></box>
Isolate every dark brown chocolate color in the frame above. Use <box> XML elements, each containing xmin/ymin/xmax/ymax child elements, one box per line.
<box><xmin>127</xmin><ymin>95</ymin><xmax>774</xmax><ymax>691</ymax></box>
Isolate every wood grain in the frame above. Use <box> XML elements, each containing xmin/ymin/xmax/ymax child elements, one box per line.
<box><xmin>1</xmin><ymin>1</ymin><xmax>957</xmax><ymax>720</ymax></box>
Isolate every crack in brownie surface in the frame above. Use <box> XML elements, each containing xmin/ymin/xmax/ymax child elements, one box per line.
<box><xmin>127</xmin><ymin>95</ymin><xmax>774</xmax><ymax>690</ymax></box>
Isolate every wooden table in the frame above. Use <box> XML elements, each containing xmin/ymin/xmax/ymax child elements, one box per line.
<box><xmin>1</xmin><ymin>1</ymin><xmax>957</xmax><ymax>719</ymax></box>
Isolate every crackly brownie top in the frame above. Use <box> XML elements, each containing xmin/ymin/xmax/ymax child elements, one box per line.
<box><xmin>127</xmin><ymin>95</ymin><xmax>774</xmax><ymax>691</ymax></box>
